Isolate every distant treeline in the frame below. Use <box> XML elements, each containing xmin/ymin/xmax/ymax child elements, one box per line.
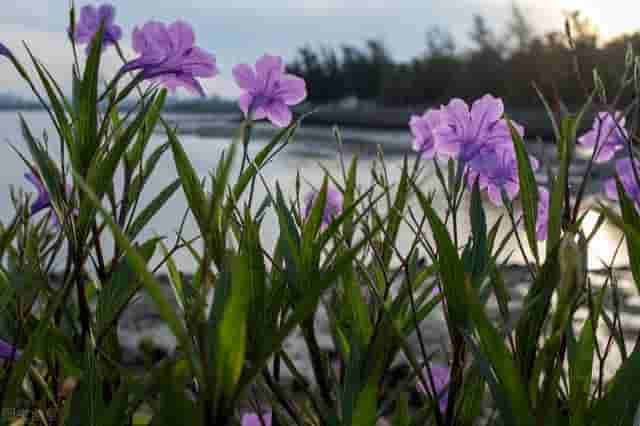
<box><xmin>286</xmin><ymin>6</ymin><xmax>639</xmax><ymax>108</ymax></box>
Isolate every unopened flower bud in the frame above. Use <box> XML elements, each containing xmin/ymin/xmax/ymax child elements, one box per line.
<box><xmin>592</xmin><ymin>69</ymin><xmax>606</xmax><ymax>101</ymax></box>
<box><xmin>558</xmin><ymin>231</ymin><xmax>587</xmax><ymax>302</ymax></box>
<box><xmin>626</xmin><ymin>43</ymin><xmax>635</xmax><ymax>68</ymax></box>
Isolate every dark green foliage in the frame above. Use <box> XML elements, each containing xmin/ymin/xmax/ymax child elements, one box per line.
<box><xmin>2</xmin><ymin>5</ymin><xmax>640</xmax><ymax>426</ymax></box>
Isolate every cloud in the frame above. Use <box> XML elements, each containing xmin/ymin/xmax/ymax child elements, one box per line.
<box><xmin>0</xmin><ymin>25</ymin><xmax>134</xmax><ymax>97</ymax></box>
<box><xmin>0</xmin><ymin>24</ymin><xmax>240</xmax><ymax>99</ymax></box>
<box><xmin>0</xmin><ymin>0</ymin><xmax>613</xmax><ymax>100</ymax></box>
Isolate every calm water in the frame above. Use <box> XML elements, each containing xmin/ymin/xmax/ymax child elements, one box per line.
<box><xmin>0</xmin><ymin>111</ymin><xmax>627</xmax><ymax>272</ymax></box>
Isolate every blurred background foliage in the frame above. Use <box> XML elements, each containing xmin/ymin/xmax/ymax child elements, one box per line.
<box><xmin>287</xmin><ymin>7</ymin><xmax>634</xmax><ymax>108</ymax></box>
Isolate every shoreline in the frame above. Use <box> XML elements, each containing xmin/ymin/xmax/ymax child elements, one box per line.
<box><xmin>163</xmin><ymin>104</ymin><xmax>586</xmax><ymax>143</ymax></box>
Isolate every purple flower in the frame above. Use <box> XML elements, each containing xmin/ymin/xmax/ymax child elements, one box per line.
<box><xmin>410</xmin><ymin>109</ymin><xmax>443</xmax><ymax>160</ymax></box>
<box><xmin>417</xmin><ymin>364</ymin><xmax>450</xmax><ymax>413</ymax></box>
<box><xmin>0</xmin><ymin>42</ymin><xmax>11</xmax><ymax>58</ymax></box>
<box><xmin>604</xmin><ymin>158</ymin><xmax>640</xmax><ymax>209</ymax></box>
<box><xmin>434</xmin><ymin>95</ymin><xmax>521</xmax><ymax>164</ymax></box>
<box><xmin>25</xmin><ymin>173</ymin><xmax>75</xmax><ymax>227</ymax></box>
<box><xmin>121</xmin><ymin>21</ymin><xmax>218</xmax><ymax>96</ymax></box>
<box><xmin>25</xmin><ymin>173</ymin><xmax>52</xmax><ymax>215</ymax></box>
<box><xmin>0</xmin><ymin>338</ymin><xmax>21</xmax><ymax>361</ymax></box>
<box><xmin>578</xmin><ymin>111</ymin><xmax>628</xmax><ymax>163</ymax></box>
<box><xmin>303</xmin><ymin>187</ymin><xmax>343</xmax><ymax>228</ymax></box>
<box><xmin>233</xmin><ymin>54</ymin><xmax>307</xmax><ymax>128</ymax></box>
<box><xmin>241</xmin><ymin>412</ymin><xmax>272</xmax><ymax>426</ymax></box>
<box><xmin>467</xmin><ymin>148</ymin><xmax>520</xmax><ymax>206</ymax></box>
<box><xmin>467</xmin><ymin>148</ymin><xmax>540</xmax><ymax>208</ymax></box>
<box><xmin>72</xmin><ymin>4</ymin><xmax>122</xmax><ymax>54</ymax></box>
<box><xmin>536</xmin><ymin>187</ymin><xmax>550</xmax><ymax>241</ymax></box>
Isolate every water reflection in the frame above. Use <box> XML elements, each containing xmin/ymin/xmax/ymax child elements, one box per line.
<box><xmin>0</xmin><ymin>111</ymin><xmax>630</xmax><ymax>273</ymax></box>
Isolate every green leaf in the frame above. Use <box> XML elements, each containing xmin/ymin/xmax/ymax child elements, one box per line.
<box><xmin>126</xmin><ymin>89</ymin><xmax>167</xmax><ymax>172</ymax></box>
<box><xmin>23</xmin><ymin>46</ymin><xmax>74</xmax><ymax>161</ymax></box>
<box><xmin>469</xmin><ymin>178</ymin><xmax>489</xmax><ymax>283</ymax></box>
<box><xmin>126</xmin><ymin>142</ymin><xmax>170</xmax><ymax>208</ymax></box>
<box><xmin>225</xmin><ymin>120</ymin><xmax>299</xmax><ymax>220</ymax></box>
<box><xmin>160</xmin><ymin>242</ymin><xmax>186</xmax><ymax>312</ymax></box>
<box><xmin>615</xmin><ymin>178</ymin><xmax>640</xmax><ymax>290</ymax></box>
<box><xmin>393</xmin><ymin>393</ymin><xmax>410</xmax><ymax>426</ymax></box>
<box><xmin>547</xmin><ymin>173</ymin><xmax>564</xmax><ymax>256</ymax></box>
<box><xmin>126</xmin><ymin>179</ymin><xmax>180</xmax><ymax>240</ymax></box>
<box><xmin>208</xmin><ymin>253</ymin><xmax>251</xmax><ymax>413</ymax></box>
<box><xmin>77</xmin><ymin>23</ymin><xmax>105</xmax><ymax>173</ymax></box>
<box><xmin>414</xmin><ymin>182</ymin><xmax>467</xmax><ymax>327</ymax></box>
<box><xmin>465</xmin><ymin>279</ymin><xmax>534</xmax><ymax>426</ymax></box>
<box><xmin>381</xmin><ymin>156</ymin><xmax>410</xmax><ymax>268</ymax></box>
<box><xmin>66</xmin><ymin>341</ymin><xmax>104</xmax><ymax>426</ymax></box>
<box><xmin>515</xmin><ymin>247</ymin><xmax>560</xmax><ymax>387</ymax></box>
<box><xmin>507</xmin><ymin>117</ymin><xmax>539</xmax><ymax>263</ymax></box>
<box><xmin>302</xmin><ymin>177</ymin><xmax>329</xmax><ymax>243</ymax></box>
<box><xmin>166</xmin><ymin>123</ymin><xmax>209</xmax><ymax>232</ymax></box>
<box><xmin>591</xmin><ymin>345</ymin><xmax>640</xmax><ymax>426</ymax></box>
<box><xmin>569</xmin><ymin>288</ymin><xmax>604</xmax><ymax>426</ymax></box>
<box><xmin>72</xmin><ymin>171</ymin><xmax>199</xmax><ymax>379</ymax></box>
<box><xmin>532</xmin><ymin>83</ymin><xmax>560</xmax><ymax>142</ymax></box>
<box><xmin>457</xmin><ymin>365</ymin><xmax>487</xmax><ymax>425</ymax></box>
<box><xmin>95</xmin><ymin>238</ymin><xmax>159</xmax><ymax>338</ymax></box>
<box><xmin>18</xmin><ymin>116</ymin><xmax>67</xmax><ymax>222</ymax></box>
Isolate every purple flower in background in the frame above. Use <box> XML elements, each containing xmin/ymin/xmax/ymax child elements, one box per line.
<box><xmin>303</xmin><ymin>187</ymin><xmax>343</xmax><ymax>228</ymax></box>
<box><xmin>536</xmin><ymin>187</ymin><xmax>550</xmax><ymax>241</ymax></box>
<box><xmin>25</xmin><ymin>173</ymin><xmax>52</xmax><ymax>215</ymax></box>
<box><xmin>121</xmin><ymin>21</ymin><xmax>218</xmax><ymax>96</ymax></box>
<box><xmin>578</xmin><ymin>111</ymin><xmax>628</xmax><ymax>163</ymax></box>
<box><xmin>0</xmin><ymin>42</ymin><xmax>11</xmax><ymax>58</ymax></box>
<box><xmin>417</xmin><ymin>364</ymin><xmax>450</xmax><ymax>413</ymax></box>
<box><xmin>72</xmin><ymin>4</ymin><xmax>122</xmax><ymax>54</ymax></box>
<box><xmin>604</xmin><ymin>158</ymin><xmax>640</xmax><ymax>209</ymax></box>
<box><xmin>467</xmin><ymin>149</ymin><xmax>520</xmax><ymax>206</ymax></box>
<box><xmin>410</xmin><ymin>109</ymin><xmax>443</xmax><ymax>160</ymax></box>
<box><xmin>25</xmin><ymin>173</ymin><xmax>75</xmax><ymax>227</ymax></box>
<box><xmin>233</xmin><ymin>54</ymin><xmax>307</xmax><ymax>128</ymax></box>
<box><xmin>241</xmin><ymin>412</ymin><xmax>272</xmax><ymax>426</ymax></box>
<box><xmin>434</xmin><ymin>95</ymin><xmax>521</xmax><ymax>164</ymax></box>
<box><xmin>0</xmin><ymin>338</ymin><xmax>21</xmax><ymax>361</ymax></box>
<box><xmin>467</xmin><ymin>148</ymin><xmax>540</xmax><ymax>207</ymax></box>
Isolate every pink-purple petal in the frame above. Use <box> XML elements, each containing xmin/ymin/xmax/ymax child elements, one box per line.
<box><xmin>417</xmin><ymin>364</ymin><xmax>450</xmax><ymax>413</ymax></box>
<box><xmin>604</xmin><ymin>178</ymin><xmax>619</xmax><ymax>201</ymax></box>
<box><xmin>123</xmin><ymin>20</ymin><xmax>217</xmax><ymax>96</ymax></box>
<box><xmin>241</xmin><ymin>412</ymin><xmax>272</xmax><ymax>426</ymax></box>
<box><xmin>410</xmin><ymin>109</ymin><xmax>442</xmax><ymax>159</ymax></box>
<box><xmin>470</xmin><ymin>94</ymin><xmax>504</xmax><ymax>137</ymax></box>
<box><xmin>97</xmin><ymin>4</ymin><xmax>116</xmax><ymax>25</ymax></box>
<box><xmin>168</xmin><ymin>21</ymin><xmax>195</xmax><ymax>53</ymax></box>
<box><xmin>233</xmin><ymin>64</ymin><xmax>258</xmax><ymax>91</ymax></box>
<box><xmin>233</xmin><ymin>54</ymin><xmax>306</xmax><ymax>126</ymax></box>
<box><xmin>536</xmin><ymin>187</ymin><xmax>550</xmax><ymax>241</ymax></box>
<box><xmin>578</xmin><ymin>111</ymin><xmax>627</xmax><ymax>163</ymax></box>
<box><xmin>73</xmin><ymin>3</ymin><xmax>121</xmax><ymax>51</ymax></box>
<box><xmin>255</xmin><ymin>54</ymin><xmax>284</xmax><ymax>81</ymax></box>
<box><xmin>157</xmin><ymin>74</ymin><xmax>204</xmax><ymax>96</ymax></box>
<box><xmin>0</xmin><ymin>338</ymin><xmax>21</xmax><ymax>361</ymax></box>
<box><xmin>79</xmin><ymin>5</ymin><xmax>98</xmax><ymax>29</ymax></box>
<box><xmin>266</xmin><ymin>100</ymin><xmax>293</xmax><ymax>128</ymax></box>
<box><xmin>304</xmin><ymin>187</ymin><xmax>343</xmax><ymax>228</ymax></box>
<box><xmin>276</xmin><ymin>75</ymin><xmax>307</xmax><ymax>105</ymax></box>
<box><xmin>238</xmin><ymin>93</ymin><xmax>254</xmax><ymax>116</ymax></box>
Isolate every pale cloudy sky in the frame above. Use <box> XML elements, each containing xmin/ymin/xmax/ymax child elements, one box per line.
<box><xmin>0</xmin><ymin>0</ymin><xmax>635</xmax><ymax>99</ymax></box>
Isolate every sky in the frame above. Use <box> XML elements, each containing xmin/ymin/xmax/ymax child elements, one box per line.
<box><xmin>0</xmin><ymin>0</ymin><xmax>637</xmax><ymax>100</ymax></box>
